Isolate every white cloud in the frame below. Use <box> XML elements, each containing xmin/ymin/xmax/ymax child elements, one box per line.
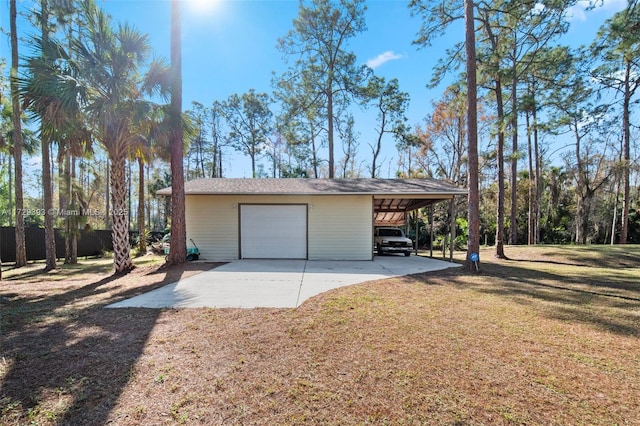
<box><xmin>566</xmin><ymin>0</ymin><xmax>627</xmax><ymax>22</ymax></box>
<box><xmin>366</xmin><ymin>51</ymin><xmax>404</xmax><ymax>70</ymax></box>
<box><xmin>531</xmin><ymin>3</ymin><xmax>546</xmax><ymax>14</ymax></box>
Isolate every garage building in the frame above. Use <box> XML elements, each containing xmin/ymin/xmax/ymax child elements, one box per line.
<box><xmin>157</xmin><ymin>178</ymin><xmax>467</xmax><ymax>261</ymax></box>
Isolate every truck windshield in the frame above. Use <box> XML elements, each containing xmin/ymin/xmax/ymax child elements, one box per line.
<box><xmin>379</xmin><ymin>229</ymin><xmax>403</xmax><ymax>237</ymax></box>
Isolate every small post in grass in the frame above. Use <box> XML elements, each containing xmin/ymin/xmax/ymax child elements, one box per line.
<box><xmin>470</xmin><ymin>252</ymin><xmax>479</xmax><ymax>272</ymax></box>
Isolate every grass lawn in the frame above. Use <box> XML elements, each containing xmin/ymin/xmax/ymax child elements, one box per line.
<box><xmin>1</xmin><ymin>246</ymin><xmax>638</xmax><ymax>425</ymax></box>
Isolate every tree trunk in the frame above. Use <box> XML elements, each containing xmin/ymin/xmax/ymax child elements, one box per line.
<box><xmin>64</xmin><ymin>151</ymin><xmax>72</xmax><ymax>264</ymax></box>
<box><xmin>327</xmin><ymin>67</ymin><xmax>335</xmax><ymax>178</ymax></box>
<box><xmin>211</xmin><ymin>110</ymin><xmax>219</xmax><ymax>177</ymax></box>
<box><xmin>464</xmin><ymin>0</ymin><xmax>480</xmax><ymax>272</ymax></box>
<box><xmin>42</xmin><ymin>137</ymin><xmax>57</xmax><ymax>271</ymax></box>
<box><xmin>619</xmin><ymin>61</ymin><xmax>631</xmax><ymax>244</ymax></box>
<box><xmin>39</xmin><ymin>0</ymin><xmax>56</xmax><ymax>271</ymax></box>
<box><xmin>138</xmin><ymin>156</ymin><xmax>146</xmax><ymax>253</ymax></box>
<box><xmin>71</xmin><ymin>227</ymin><xmax>78</xmax><ymax>263</ymax></box>
<box><xmin>371</xmin><ymin>124</ymin><xmax>384</xmax><ymax>178</ymax></box>
<box><xmin>580</xmin><ymin>192</ymin><xmax>592</xmax><ymax>245</ymax></box>
<box><xmin>573</xmin><ymin>123</ymin><xmax>591</xmax><ymax>246</ymax></box>
<box><xmin>481</xmin><ymin>13</ymin><xmax>507</xmax><ymax>259</ymax></box>
<box><xmin>250</xmin><ymin>152</ymin><xmax>256</xmax><ymax>178</ymax></box>
<box><xmin>58</xmin><ymin>154</ymin><xmax>66</xmax><ymax>214</ymax></box>
<box><xmin>533</xmin><ymin>105</ymin><xmax>541</xmax><ymax>245</ymax></box>
<box><xmin>510</xmin><ymin>69</ymin><xmax>518</xmax><ymax>245</ymax></box>
<box><xmin>495</xmin><ymin>77</ymin><xmax>507</xmax><ymax>259</ymax></box>
<box><xmin>611</xmin><ymin>178</ymin><xmax>619</xmax><ymax>245</ymax></box>
<box><xmin>71</xmin><ymin>156</ymin><xmax>77</xmax><ymax>264</ymax></box>
<box><xmin>110</xmin><ymin>153</ymin><xmax>133</xmax><ymax>273</ymax></box>
<box><xmin>219</xmin><ymin>148</ymin><xmax>223</xmax><ymax>178</ymax></box>
<box><xmin>10</xmin><ymin>0</ymin><xmax>27</xmax><ymax>267</ymax></box>
<box><xmin>0</xmin><ymin>231</ymin><xmax>3</xmax><ymax>280</ymax></box>
<box><xmin>526</xmin><ymin>110</ymin><xmax>535</xmax><ymax>245</ymax></box>
<box><xmin>8</xmin><ymin>155</ymin><xmax>12</xmax><ymax>226</ymax></box>
<box><xmin>311</xmin><ymin>121</ymin><xmax>319</xmax><ymax>179</ymax></box>
<box><xmin>326</xmin><ymin>63</ymin><xmax>335</xmax><ymax>179</ymax></box>
<box><xmin>168</xmin><ymin>0</ymin><xmax>186</xmax><ymax>264</ymax></box>
<box><xmin>575</xmin><ymin>195</ymin><xmax>582</xmax><ymax>244</ymax></box>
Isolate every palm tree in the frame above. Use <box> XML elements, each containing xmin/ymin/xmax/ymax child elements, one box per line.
<box><xmin>72</xmin><ymin>0</ymin><xmax>169</xmax><ymax>272</ymax></box>
<box><xmin>21</xmin><ymin>1</ymin><xmax>84</xmax><ymax>271</ymax></box>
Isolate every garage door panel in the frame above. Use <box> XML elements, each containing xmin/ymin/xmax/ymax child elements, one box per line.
<box><xmin>240</xmin><ymin>205</ymin><xmax>307</xmax><ymax>259</ymax></box>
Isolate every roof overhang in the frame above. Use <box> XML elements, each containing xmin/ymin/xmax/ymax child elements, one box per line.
<box><xmin>373</xmin><ymin>195</ymin><xmax>454</xmax><ymax>226</ymax></box>
<box><xmin>158</xmin><ymin>178</ymin><xmax>466</xmax><ymax>226</ymax></box>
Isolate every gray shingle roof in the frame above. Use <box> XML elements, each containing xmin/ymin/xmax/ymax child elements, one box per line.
<box><xmin>156</xmin><ymin>178</ymin><xmax>467</xmax><ymax>196</ymax></box>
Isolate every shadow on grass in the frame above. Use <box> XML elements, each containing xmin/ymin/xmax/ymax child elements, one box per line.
<box><xmin>0</xmin><ymin>262</ymin><xmax>218</xmax><ymax>425</ymax></box>
<box><xmin>511</xmin><ymin>245</ymin><xmax>640</xmax><ymax>269</ymax></box>
<box><xmin>465</xmin><ymin>261</ymin><xmax>640</xmax><ymax>338</ymax></box>
<box><xmin>2</xmin><ymin>261</ymin><xmax>115</xmax><ymax>282</ymax></box>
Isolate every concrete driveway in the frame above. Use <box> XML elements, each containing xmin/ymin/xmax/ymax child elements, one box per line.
<box><xmin>107</xmin><ymin>255</ymin><xmax>460</xmax><ymax>309</ymax></box>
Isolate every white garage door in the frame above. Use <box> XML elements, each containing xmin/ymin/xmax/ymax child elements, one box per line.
<box><xmin>240</xmin><ymin>205</ymin><xmax>307</xmax><ymax>259</ymax></box>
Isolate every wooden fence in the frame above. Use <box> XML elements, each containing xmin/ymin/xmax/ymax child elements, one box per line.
<box><xmin>0</xmin><ymin>227</ymin><xmax>113</xmax><ymax>262</ymax></box>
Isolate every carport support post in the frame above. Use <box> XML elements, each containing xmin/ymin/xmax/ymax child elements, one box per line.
<box><xmin>404</xmin><ymin>211</ymin><xmax>408</xmax><ymax>236</ymax></box>
<box><xmin>414</xmin><ymin>210</ymin><xmax>419</xmax><ymax>255</ymax></box>
<box><xmin>429</xmin><ymin>206</ymin><xmax>434</xmax><ymax>258</ymax></box>
<box><xmin>449</xmin><ymin>198</ymin><xmax>456</xmax><ymax>263</ymax></box>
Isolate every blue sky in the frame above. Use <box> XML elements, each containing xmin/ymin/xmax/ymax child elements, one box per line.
<box><xmin>105</xmin><ymin>0</ymin><xmax>448</xmax><ymax>177</ymax></box>
<box><xmin>1</xmin><ymin>0</ymin><xmax>629</xmax><ymax>178</ymax></box>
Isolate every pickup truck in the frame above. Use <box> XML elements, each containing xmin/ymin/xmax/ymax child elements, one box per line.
<box><xmin>375</xmin><ymin>227</ymin><xmax>413</xmax><ymax>256</ymax></box>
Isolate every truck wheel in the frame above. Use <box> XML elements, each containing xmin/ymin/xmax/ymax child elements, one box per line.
<box><xmin>404</xmin><ymin>252</ymin><xmax>411</xmax><ymax>257</ymax></box>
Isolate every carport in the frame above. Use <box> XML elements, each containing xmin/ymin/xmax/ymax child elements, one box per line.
<box><xmin>371</xmin><ymin>183</ymin><xmax>467</xmax><ymax>261</ymax></box>
<box><xmin>374</xmin><ymin>195</ymin><xmax>452</xmax><ymax>259</ymax></box>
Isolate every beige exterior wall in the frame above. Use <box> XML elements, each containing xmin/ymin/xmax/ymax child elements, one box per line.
<box><xmin>185</xmin><ymin>194</ymin><xmax>373</xmax><ymax>261</ymax></box>
<box><xmin>306</xmin><ymin>195</ymin><xmax>373</xmax><ymax>260</ymax></box>
<box><xmin>184</xmin><ymin>195</ymin><xmax>238</xmax><ymax>261</ymax></box>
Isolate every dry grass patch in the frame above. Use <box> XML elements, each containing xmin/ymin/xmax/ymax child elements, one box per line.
<box><xmin>1</xmin><ymin>246</ymin><xmax>639</xmax><ymax>425</ymax></box>
<box><xmin>0</xmin><ymin>255</ymin><xmax>223</xmax><ymax>425</ymax></box>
